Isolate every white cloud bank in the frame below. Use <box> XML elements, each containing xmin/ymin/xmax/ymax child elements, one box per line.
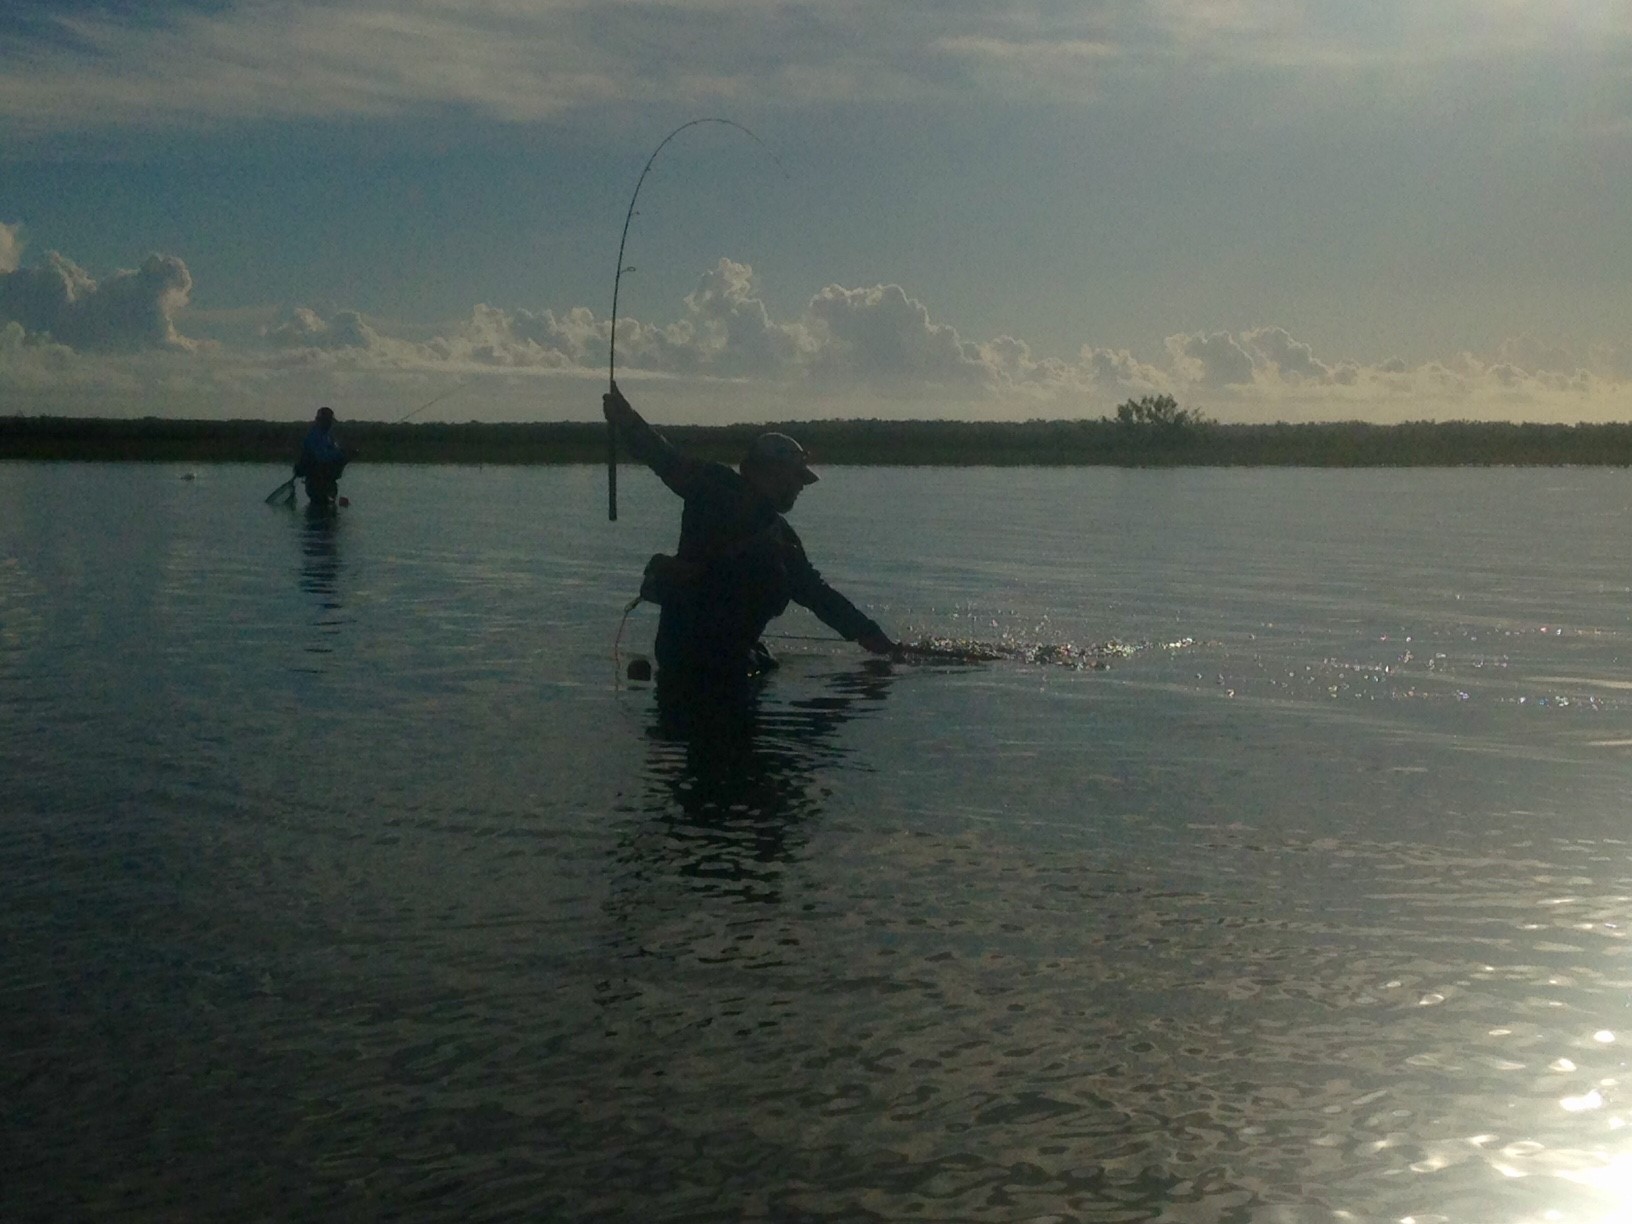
<box><xmin>1</xmin><ymin>237</ymin><xmax>1628</xmax><ymax>424</ymax></box>
<box><xmin>0</xmin><ymin>237</ymin><xmax>197</xmax><ymax>353</ymax></box>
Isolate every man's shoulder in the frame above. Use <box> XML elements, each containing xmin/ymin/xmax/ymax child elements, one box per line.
<box><xmin>686</xmin><ymin>459</ymin><xmax>747</xmax><ymax>496</ymax></box>
<box><xmin>699</xmin><ymin>457</ymin><xmax>741</xmax><ymax>481</ymax></box>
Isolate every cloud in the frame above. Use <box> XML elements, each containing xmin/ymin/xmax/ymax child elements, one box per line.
<box><xmin>1144</xmin><ymin>324</ymin><xmax>1632</xmax><ymax>423</ymax></box>
<box><xmin>1078</xmin><ymin>346</ymin><xmax>1170</xmax><ymax>394</ymax></box>
<box><xmin>176</xmin><ymin>283</ymin><xmax>1632</xmax><ymax>426</ymax></box>
<box><xmin>7</xmin><ymin>0</ymin><xmax>1620</xmax><ymax>141</ymax></box>
<box><xmin>931</xmin><ymin>30</ymin><xmax>1121</xmax><ymax>98</ymax></box>
<box><xmin>185</xmin><ymin>261</ymin><xmax>1048</xmax><ymax>400</ymax></box>
<box><xmin>1165</xmin><ymin>330</ymin><xmax>1256</xmax><ymax>388</ymax></box>
<box><xmin>3</xmin><ymin>237</ymin><xmax>1629</xmax><ymax>425</ymax></box>
<box><xmin>0</xmin><ymin>249</ymin><xmax>197</xmax><ymax>352</ymax></box>
<box><xmin>0</xmin><ymin>222</ymin><xmax>20</xmax><ymax>274</ymax></box>
<box><xmin>1494</xmin><ymin>334</ymin><xmax>1579</xmax><ymax>376</ymax></box>
<box><xmin>263</xmin><ymin>300</ymin><xmax>599</xmax><ymax>373</ymax></box>
<box><xmin>266</xmin><ymin>307</ymin><xmax>382</xmax><ymax>351</ymax></box>
<box><xmin>356</xmin><ymin>261</ymin><xmax>991</xmax><ymax>390</ymax></box>
<box><xmin>438</xmin><ymin>304</ymin><xmax>581</xmax><ymax>369</ymax></box>
<box><xmin>0</xmin><ymin>319</ymin><xmax>77</xmax><ymax>381</ymax></box>
<box><xmin>0</xmin><ymin>1</ymin><xmax>1129</xmax><ymax>135</ymax></box>
<box><xmin>0</xmin><ymin>3</ymin><xmax>622</xmax><ymax>136</ymax></box>
<box><xmin>676</xmin><ymin>258</ymin><xmax>812</xmax><ymax>376</ymax></box>
<box><xmin>1241</xmin><ymin>326</ymin><xmax>1332</xmax><ymax>382</ymax></box>
<box><xmin>803</xmin><ymin>281</ymin><xmax>991</xmax><ymax>388</ymax></box>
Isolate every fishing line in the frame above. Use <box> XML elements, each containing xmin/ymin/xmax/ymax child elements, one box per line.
<box><xmin>611</xmin><ymin>594</ymin><xmax>644</xmax><ymax>686</ymax></box>
<box><xmin>606</xmin><ymin>117</ymin><xmax>785</xmax><ymax>522</ymax></box>
<box><xmin>392</xmin><ymin>376</ymin><xmax>479</xmax><ymax>425</ymax></box>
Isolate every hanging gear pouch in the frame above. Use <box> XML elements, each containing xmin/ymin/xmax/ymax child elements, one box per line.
<box><xmin>639</xmin><ymin>553</ymin><xmax>702</xmax><ymax>606</ymax></box>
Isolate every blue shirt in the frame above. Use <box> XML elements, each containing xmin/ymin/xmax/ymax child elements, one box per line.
<box><xmin>300</xmin><ymin>424</ymin><xmax>345</xmax><ymax>467</ymax></box>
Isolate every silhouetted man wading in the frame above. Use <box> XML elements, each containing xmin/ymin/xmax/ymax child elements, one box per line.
<box><xmin>294</xmin><ymin>406</ymin><xmax>350</xmax><ymax>507</ymax></box>
<box><xmin>604</xmin><ymin>383</ymin><xmax>896</xmax><ymax>696</ymax></box>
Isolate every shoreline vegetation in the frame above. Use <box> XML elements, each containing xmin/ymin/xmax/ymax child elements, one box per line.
<box><xmin>6</xmin><ymin>402</ymin><xmax>1632</xmax><ymax>467</ymax></box>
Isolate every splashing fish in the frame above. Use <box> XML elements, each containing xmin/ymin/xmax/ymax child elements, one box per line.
<box><xmin>897</xmin><ymin>635</ymin><xmax>1196</xmax><ymax>670</ymax></box>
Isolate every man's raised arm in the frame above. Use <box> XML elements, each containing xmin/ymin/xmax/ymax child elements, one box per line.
<box><xmin>603</xmin><ymin>383</ymin><xmax>702</xmax><ymax>498</ymax></box>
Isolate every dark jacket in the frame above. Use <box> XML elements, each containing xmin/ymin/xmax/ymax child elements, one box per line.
<box><xmin>617</xmin><ymin>415</ymin><xmax>883</xmax><ymax>680</ymax></box>
<box><xmin>298</xmin><ymin>423</ymin><xmax>346</xmax><ymax>471</ymax></box>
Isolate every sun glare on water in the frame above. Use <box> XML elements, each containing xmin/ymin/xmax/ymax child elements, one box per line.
<box><xmin>1476</xmin><ymin>1027</ymin><xmax>1632</xmax><ymax>1223</ymax></box>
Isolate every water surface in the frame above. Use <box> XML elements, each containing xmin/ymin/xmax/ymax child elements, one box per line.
<box><xmin>4</xmin><ymin>462</ymin><xmax>1632</xmax><ymax>1223</ymax></box>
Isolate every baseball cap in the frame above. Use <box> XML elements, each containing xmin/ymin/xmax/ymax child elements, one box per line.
<box><xmin>743</xmin><ymin>432</ymin><xmax>818</xmax><ymax>483</ymax></box>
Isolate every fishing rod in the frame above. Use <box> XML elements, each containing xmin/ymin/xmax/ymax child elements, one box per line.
<box><xmin>606</xmin><ymin>117</ymin><xmax>781</xmax><ymax>522</ymax></box>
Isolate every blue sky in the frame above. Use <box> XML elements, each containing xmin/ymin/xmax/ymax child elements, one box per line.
<box><xmin>2</xmin><ymin>0</ymin><xmax>1629</xmax><ymax>424</ymax></box>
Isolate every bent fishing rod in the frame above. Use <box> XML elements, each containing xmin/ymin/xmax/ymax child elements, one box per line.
<box><xmin>606</xmin><ymin>117</ymin><xmax>779</xmax><ymax>521</ymax></box>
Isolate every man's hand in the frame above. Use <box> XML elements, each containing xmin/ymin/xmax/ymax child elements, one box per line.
<box><xmin>603</xmin><ymin>382</ymin><xmax>633</xmax><ymax>424</ymax></box>
<box><xmin>858</xmin><ymin>630</ymin><xmax>897</xmax><ymax>656</ymax></box>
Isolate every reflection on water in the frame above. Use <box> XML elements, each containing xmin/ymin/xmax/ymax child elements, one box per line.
<box><xmin>615</xmin><ymin>666</ymin><xmax>895</xmax><ymax>906</ymax></box>
<box><xmin>294</xmin><ymin>505</ymin><xmax>347</xmax><ymax>658</ymax></box>
<box><xmin>298</xmin><ymin>509</ymin><xmax>342</xmax><ymax>601</ymax></box>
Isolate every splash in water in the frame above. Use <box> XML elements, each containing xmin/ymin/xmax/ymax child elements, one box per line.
<box><xmin>898</xmin><ymin>634</ymin><xmax>1196</xmax><ymax>669</ymax></box>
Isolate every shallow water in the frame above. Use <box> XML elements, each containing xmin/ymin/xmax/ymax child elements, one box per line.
<box><xmin>5</xmin><ymin>461</ymin><xmax>1632</xmax><ymax>1222</ymax></box>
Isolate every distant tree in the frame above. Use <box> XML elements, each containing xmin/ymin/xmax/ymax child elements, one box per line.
<box><xmin>1111</xmin><ymin>394</ymin><xmax>1214</xmax><ymax>430</ymax></box>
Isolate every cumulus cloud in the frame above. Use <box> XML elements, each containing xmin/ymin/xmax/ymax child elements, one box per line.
<box><xmin>243</xmin><ymin>260</ymin><xmax>1120</xmax><ymax>403</ymax></box>
<box><xmin>296</xmin><ymin>260</ymin><xmax>996</xmax><ymax>392</ymax></box>
<box><xmin>3</xmin><ymin>235</ymin><xmax>1629</xmax><ymax>425</ymax></box>
<box><xmin>803</xmin><ymin>281</ymin><xmax>991</xmax><ymax>387</ymax></box>
<box><xmin>0</xmin><ymin>222</ymin><xmax>20</xmax><ymax>274</ymax></box>
<box><xmin>266</xmin><ymin>307</ymin><xmax>382</xmax><ymax>351</ymax></box>
<box><xmin>437</xmin><ymin>304</ymin><xmax>579</xmax><ymax>369</ymax></box>
<box><xmin>1241</xmin><ymin>326</ymin><xmax>1332</xmax><ymax>382</ymax></box>
<box><xmin>0</xmin><ymin>319</ymin><xmax>77</xmax><ymax>380</ymax></box>
<box><xmin>1140</xmin><ymin>323</ymin><xmax>1632</xmax><ymax>423</ymax></box>
<box><xmin>1078</xmin><ymin>345</ymin><xmax>1170</xmax><ymax>394</ymax></box>
<box><xmin>227</xmin><ymin>273</ymin><xmax>1632</xmax><ymax>425</ymax></box>
<box><xmin>1494</xmin><ymin>334</ymin><xmax>1579</xmax><ymax>376</ymax></box>
<box><xmin>1164</xmin><ymin>330</ymin><xmax>1256</xmax><ymax>388</ymax></box>
<box><xmin>0</xmin><ymin>249</ymin><xmax>196</xmax><ymax>351</ymax></box>
<box><xmin>262</xmin><ymin>300</ymin><xmax>607</xmax><ymax>374</ymax></box>
<box><xmin>676</xmin><ymin>259</ymin><xmax>811</xmax><ymax>375</ymax></box>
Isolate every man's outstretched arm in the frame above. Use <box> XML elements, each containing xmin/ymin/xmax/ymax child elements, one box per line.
<box><xmin>812</xmin><ymin>587</ymin><xmax>897</xmax><ymax>656</ymax></box>
<box><xmin>603</xmin><ymin>383</ymin><xmax>702</xmax><ymax>498</ymax></box>
<box><xmin>783</xmin><ymin>531</ymin><xmax>897</xmax><ymax>655</ymax></box>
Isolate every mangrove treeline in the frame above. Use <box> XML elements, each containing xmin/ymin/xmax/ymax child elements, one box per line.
<box><xmin>7</xmin><ymin>406</ymin><xmax>1632</xmax><ymax>467</ymax></box>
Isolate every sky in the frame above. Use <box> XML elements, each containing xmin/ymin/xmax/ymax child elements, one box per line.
<box><xmin>1</xmin><ymin>0</ymin><xmax>1629</xmax><ymax>426</ymax></box>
